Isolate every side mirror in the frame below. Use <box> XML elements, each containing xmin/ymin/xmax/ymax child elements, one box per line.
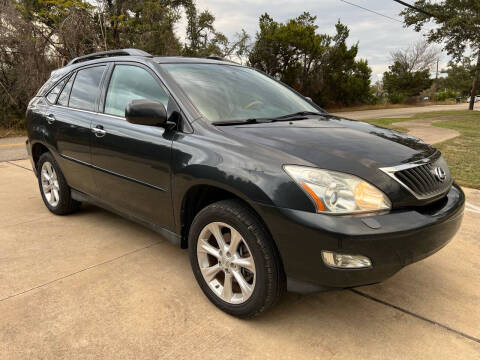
<box><xmin>305</xmin><ymin>96</ymin><xmax>313</xmax><ymax>102</ymax></box>
<box><xmin>125</xmin><ymin>99</ymin><xmax>167</xmax><ymax>126</ymax></box>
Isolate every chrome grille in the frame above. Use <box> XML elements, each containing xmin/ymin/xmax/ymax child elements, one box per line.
<box><xmin>380</xmin><ymin>153</ymin><xmax>453</xmax><ymax>200</ymax></box>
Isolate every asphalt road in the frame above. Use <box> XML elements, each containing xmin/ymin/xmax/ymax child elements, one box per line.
<box><xmin>332</xmin><ymin>103</ymin><xmax>470</xmax><ymax>120</ymax></box>
<box><xmin>0</xmin><ymin>136</ymin><xmax>27</xmax><ymax>162</ymax></box>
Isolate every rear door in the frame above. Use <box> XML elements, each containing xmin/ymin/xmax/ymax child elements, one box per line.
<box><xmin>90</xmin><ymin>62</ymin><xmax>175</xmax><ymax>230</ymax></box>
<box><xmin>45</xmin><ymin>64</ymin><xmax>108</xmax><ymax>195</ymax></box>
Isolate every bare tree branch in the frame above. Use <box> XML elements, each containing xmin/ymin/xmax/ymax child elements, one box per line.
<box><xmin>390</xmin><ymin>40</ymin><xmax>440</xmax><ymax>72</ymax></box>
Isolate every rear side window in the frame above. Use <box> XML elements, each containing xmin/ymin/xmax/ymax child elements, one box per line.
<box><xmin>57</xmin><ymin>74</ymin><xmax>74</xmax><ymax>106</ymax></box>
<box><xmin>69</xmin><ymin>66</ymin><xmax>106</xmax><ymax>111</ymax></box>
<box><xmin>104</xmin><ymin>65</ymin><xmax>169</xmax><ymax>117</ymax></box>
<box><xmin>46</xmin><ymin>77</ymin><xmax>68</xmax><ymax>104</ymax></box>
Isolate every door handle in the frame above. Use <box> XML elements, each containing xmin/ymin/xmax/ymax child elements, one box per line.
<box><xmin>46</xmin><ymin>114</ymin><xmax>56</xmax><ymax>124</ymax></box>
<box><xmin>92</xmin><ymin>125</ymin><xmax>107</xmax><ymax>138</ymax></box>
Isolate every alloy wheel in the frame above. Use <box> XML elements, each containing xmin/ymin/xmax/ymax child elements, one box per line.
<box><xmin>197</xmin><ymin>222</ymin><xmax>256</xmax><ymax>304</ymax></box>
<box><xmin>41</xmin><ymin>161</ymin><xmax>60</xmax><ymax>207</ymax></box>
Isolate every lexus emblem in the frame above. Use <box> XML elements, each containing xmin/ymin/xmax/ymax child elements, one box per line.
<box><xmin>433</xmin><ymin>167</ymin><xmax>446</xmax><ymax>182</ymax></box>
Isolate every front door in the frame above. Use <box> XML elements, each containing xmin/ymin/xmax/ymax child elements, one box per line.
<box><xmin>90</xmin><ymin>63</ymin><xmax>174</xmax><ymax>230</ymax></box>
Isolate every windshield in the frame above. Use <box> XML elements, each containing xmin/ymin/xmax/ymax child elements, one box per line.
<box><xmin>161</xmin><ymin>63</ymin><xmax>320</xmax><ymax>123</ymax></box>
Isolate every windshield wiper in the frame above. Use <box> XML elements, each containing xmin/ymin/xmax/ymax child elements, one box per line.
<box><xmin>212</xmin><ymin>118</ymin><xmax>275</xmax><ymax>126</ymax></box>
<box><xmin>212</xmin><ymin>111</ymin><xmax>324</xmax><ymax>126</ymax></box>
<box><xmin>272</xmin><ymin>111</ymin><xmax>325</xmax><ymax>120</ymax></box>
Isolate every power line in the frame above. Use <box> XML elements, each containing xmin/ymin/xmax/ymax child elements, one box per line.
<box><xmin>339</xmin><ymin>0</ymin><xmax>403</xmax><ymax>23</ymax></box>
<box><xmin>392</xmin><ymin>0</ymin><xmax>437</xmax><ymax>18</ymax></box>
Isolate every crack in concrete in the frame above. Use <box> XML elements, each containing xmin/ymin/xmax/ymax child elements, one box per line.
<box><xmin>6</xmin><ymin>161</ymin><xmax>33</xmax><ymax>171</ymax></box>
<box><xmin>350</xmin><ymin>289</ymin><xmax>480</xmax><ymax>344</ymax></box>
<box><xmin>0</xmin><ymin>242</ymin><xmax>161</xmax><ymax>303</ymax></box>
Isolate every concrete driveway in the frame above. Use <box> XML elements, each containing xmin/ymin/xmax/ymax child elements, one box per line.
<box><xmin>1</xmin><ymin>159</ymin><xmax>479</xmax><ymax>359</ymax></box>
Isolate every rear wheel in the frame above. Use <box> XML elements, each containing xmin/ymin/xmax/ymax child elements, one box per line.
<box><xmin>188</xmin><ymin>199</ymin><xmax>285</xmax><ymax>318</ymax></box>
<box><xmin>37</xmin><ymin>152</ymin><xmax>81</xmax><ymax>215</ymax></box>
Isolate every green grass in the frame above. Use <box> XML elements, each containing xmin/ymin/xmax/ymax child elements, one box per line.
<box><xmin>364</xmin><ymin>110</ymin><xmax>480</xmax><ymax>189</ymax></box>
<box><xmin>433</xmin><ymin>113</ymin><xmax>480</xmax><ymax>189</ymax></box>
<box><xmin>364</xmin><ymin>110</ymin><xmax>476</xmax><ymax>132</ymax></box>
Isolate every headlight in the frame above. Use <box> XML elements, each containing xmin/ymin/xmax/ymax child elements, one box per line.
<box><xmin>284</xmin><ymin>165</ymin><xmax>391</xmax><ymax>214</ymax></box>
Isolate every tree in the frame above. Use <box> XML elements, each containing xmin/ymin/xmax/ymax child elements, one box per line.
<box><xmin>401</xmin><ymin>0</ymin><xmax>480</xmax><ymax>110</ymax></box>
<box><xmin>182</xmin><ymin>2</ymin><xmax>249</xmax><ymax>59</ymax></box>
<box><xmin>0</xmin><ymin>1</ymin><xmax>57</xmax><ymax>127</ymax></box>
<box><xmin>440</xmin><ymin>59</ymin><xmax>477</xmax><ymax>97</ymax></box>
<box><xmin>99</xmin><ymin>0</ymin><xmax>190</xmax><ymax>56</ymax></box>
<box><xmin>390</xmin><ymin>40</ymin><xmax>439</xmax><ymax>73</ymax></box>
<box><xmin>14</xmin><ymin>0</ymin><xmax>100</xmax><ymax>61</ymax></box>
<box><xmin>382</xmin><ymin>40</ymin><xmax>437</xmax><ymax>102</ymax></box>
<box><xmin>248</xmin><ymin>13</ymin><xmax>372</xmax><ymax>107</ymax></box>
<box><xmin>383</xmin><ymin>61</ymin><xmax>432</xmax><ymax>103</ymax></box>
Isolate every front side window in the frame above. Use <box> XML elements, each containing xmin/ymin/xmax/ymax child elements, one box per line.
<box><xmin>69</xmin><ymin>66</ymin><xmax>106</xmax><ymax>111</ymax></box>
<box><xmin>46</xmin><ymin>76</ymin><xmax>69</xmax><ymax>104</ymax></box>
<box><xmin>104</xmin><ymin>65</ymin><xmax>169</xmax><ymax>117</ymax></box>
<box><xmin>161</xmin><ymin>63</ymin><xmax>319</xmax><ymax>123</ymax></box>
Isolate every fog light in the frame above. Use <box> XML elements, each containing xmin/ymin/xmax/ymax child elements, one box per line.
<box><xmin>322</xmin><ymin>251</ymin><xmax>372</xmax><ymax>269</ymax></box>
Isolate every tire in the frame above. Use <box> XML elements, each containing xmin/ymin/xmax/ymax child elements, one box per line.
<box><xmin>188</xmin><ymin>199</ymin><xmax>285</xmax><ymax>318</ymax></box>
<box><xmin>37</xmin><ymin>152</ymin><xmax>81</xmax><ymax>215</ymax></box>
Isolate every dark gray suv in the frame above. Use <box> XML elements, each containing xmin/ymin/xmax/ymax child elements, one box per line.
<box><xmin>26</xmin><ymin>49</ymin><xmax>464</xmax><ymax>317</ymax></box>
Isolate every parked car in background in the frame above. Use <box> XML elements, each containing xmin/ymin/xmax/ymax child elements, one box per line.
<box><xmin>26</xmin><ymin>49</ymin><xmax>464</xmax><ymax>317</ymax></box>
<box><xmin>467</xmin><ymin>95</ymin><xmax>480</xmax><ymax>103</ymax></box>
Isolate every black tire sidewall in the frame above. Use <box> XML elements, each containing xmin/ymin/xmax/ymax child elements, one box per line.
<box><xmin>37</xmin><ymin>152</ymin><xmax>79</xmax><ymax>215</ymax></box>
<box><xmin>188</xmin><ymin>201</ymin><xmax>277</xmax><ymax>317</ymax></box>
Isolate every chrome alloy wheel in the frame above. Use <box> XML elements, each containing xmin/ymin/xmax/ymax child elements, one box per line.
<box><xmin>41</xmin><ymin>161</ymin><xmax>60</xmax><ymax>207</ymax></box>
<box><xmin>197</xmin><ymin>222</ymin><xmax>256</xmax><ymax>304</ymax></box>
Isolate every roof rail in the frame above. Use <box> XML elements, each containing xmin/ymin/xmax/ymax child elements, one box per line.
<box><xmin>67</xmin><ymin>48</ymin><xmax>152</xmax><ymax>66</ymax></box>
<box><xmin>206</xmin><ymin>55</ymin><xmax>224</xmax><ymax>61</ymax></box>
<box><xmin>205</xmin><ymin>55</ymin><xmax>238</xmax><ymax>64</ymax></box>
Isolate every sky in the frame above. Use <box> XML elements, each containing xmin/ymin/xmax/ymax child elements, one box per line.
<box><xmin>175</xmin><ymin>0</ymin><xmax>447</xmax><ymax>82</ymax></box>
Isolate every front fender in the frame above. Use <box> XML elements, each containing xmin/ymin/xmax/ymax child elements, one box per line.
<box><xmin>170</xmin><ymin>131</ymin><xmax>316</xmax><ymax>234</ymax></box>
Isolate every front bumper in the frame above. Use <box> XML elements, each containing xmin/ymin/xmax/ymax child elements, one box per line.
<box><xmin>254</xmin><ymin>184</ymin><xmax>465</xmax><ymax>293</ymax></box>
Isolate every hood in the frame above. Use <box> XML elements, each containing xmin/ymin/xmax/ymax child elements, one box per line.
<box><xmin>218</xmin><ymin>115</ymin><xmax>435</xmax><ymax>174</ymax></box>
<box><xmin>214</xmin><ymin>114</ymin><xmax>438</xmax><ymax>208</ymax></box>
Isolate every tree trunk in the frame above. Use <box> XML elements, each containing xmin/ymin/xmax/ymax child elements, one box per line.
<box><xmin>469</xmin><ymin>52</ymin><xmax>480</xmax><ymax>110</ymax></box>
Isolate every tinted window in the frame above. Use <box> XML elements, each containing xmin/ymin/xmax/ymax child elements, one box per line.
<box><xmin>69</xmin><ymin>66</ymin><xmax>106</xmax><ymax>111</ymax></box>
<box><xmin>104</xmin><ymin>65</ymin><xmax>169</xmax><ymax>117</ymax></box>
<box><xmin>57</xmin><ymin>74</ymin><xmax>74</xmax><ymax>106</ymax></box>
<box><xmin>46</xmin><ymin>77</ymin><xmax>68</xmax><ymax>103</ymax></box>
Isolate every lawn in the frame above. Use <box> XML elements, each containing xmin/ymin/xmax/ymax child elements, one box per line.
<box><xmin>365</xmin><ymin>110</ymin><xmax>480</xmax><ymax>189</ymax></box>
<box><xmin>433</xmin><ymin>113</ymin><xmax>480</xmax><ymax>189</ymax></box>
<box><xmin>364</xmin><ymin>110</ymin><xmax>477</xmax><ymax>132</ymax></box>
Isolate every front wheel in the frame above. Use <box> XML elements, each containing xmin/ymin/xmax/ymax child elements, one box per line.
<box><xmin>188</xmin><ymin>199</ymin><xmax>285</xmax><ymax>318</ymax></box>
